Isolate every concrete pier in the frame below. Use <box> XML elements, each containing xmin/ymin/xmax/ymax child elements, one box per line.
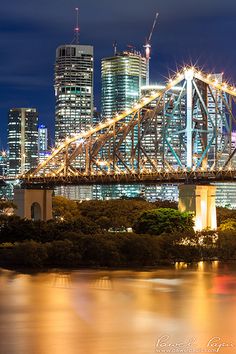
<box><xmin>14</xmin><ymin>189</ymin><xmax>53</xmax><ymax>221</ymax></box>
<box><xmin>178</xmin><ymin>185</ymin><xmax>217</xmax><ymax>231</ymax></box>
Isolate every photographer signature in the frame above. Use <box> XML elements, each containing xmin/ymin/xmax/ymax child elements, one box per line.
<box><xmin>156</xmin><ymin>335</ymin><xmax>235</xmax><ymax>352</ymax></box>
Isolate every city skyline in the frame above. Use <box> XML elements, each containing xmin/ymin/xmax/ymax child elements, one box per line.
<box><xmin>0</xmin><ymin>0</ymin><xmax>236</xmax><ymax>148</ymax></box>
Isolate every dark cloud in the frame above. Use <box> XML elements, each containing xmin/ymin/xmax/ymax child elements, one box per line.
<box><xmin>0</xmin><ymin>0</ymin><xmax>236</xmax><ymax>147</ymax></box>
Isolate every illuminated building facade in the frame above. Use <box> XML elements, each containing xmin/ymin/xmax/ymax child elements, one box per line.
<box><xmin>101</xmin><ymin>50</ymin><xmax>146</xmax><ymax>119</ymax></box>
<box><xmin>8</xmin><ymin>108</ymin><xmax>38</xmax><ymax>177</ymax></box>
<box><xmin>96</xmin><ymin>50</ymin><xmax>146</xmax><ymax>198</ymax></box>
<box><xmin>38</xmin><ymin>124</ymin><xmax>50</xmax><ymax>164</ymax></box>
<box><xmin>0</xmin><ymin>150</ymin><xmax>8</xmax><ymax>176</ymax></box>
<box><xmin>38</xmin><ymin>124</ymin><xmax>48</xmax><ymax>153</ymax></box>
<box><xmin>54</xmin><ymin>44</ymin><xmax>94</xmax><ymax>143</ymax></box>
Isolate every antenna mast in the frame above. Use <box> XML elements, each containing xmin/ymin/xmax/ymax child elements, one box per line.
<box><xmin>74</xmin><ymin>7</ymin><xmax>80</xmax><ymax>44</ymax></box>
<box><xmin>144</xmin><ymin>12</ymin><xmax>159</xmax><ymax>86</ymax></box>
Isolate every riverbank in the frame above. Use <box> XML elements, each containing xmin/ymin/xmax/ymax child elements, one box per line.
<box><xmin>0</xmin><ymin>230</ymin><xmax>235</xmax><ymax>271</ymax></box>
<box><xmin>0</xmin><ymin>198</ymin><xmax>236</xmax><ymax>271</ymax></box>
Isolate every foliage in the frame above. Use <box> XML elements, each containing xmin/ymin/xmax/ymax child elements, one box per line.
<box><xmin>133</xmin><ymin>208</ymin><xmax>194</xmax><ymax>235</ymax></box>
<box><xmin>78</xmin><ymin>199</ymin><xmax>177</xmax><ymax>230</ymax></box>
<box><xmin>1</xmin><ymin>199</ymin><xmax>236</xmax><ymax>269</ymax></box>
<box><xmin>217</xmin><ymin>230</ymin><xmax>236</xmax><ymax>260</ymax></box>
<box><xmin>216</xmin><ymin>207</ymin><xmax>236</xmax><ymax>225</ymax></box>
<box><xmin>0</xmin><ymin>200</ymin><xmax>16</xmax><ymax>214</ymax></box>
<box><xmin>14</xmin><ymin>240</ymin><xmax>48</xmax><ymax>268</ymax></box>
<box><xmin>52</xmin><ymin>196</ymin><xmax>79</xmax><ymax>220</ymax></box>
<box><xmin>0</xmin><ymin>228</ymin><xmax>236</xmax><ymax>269</ymax></box>
<box><xmin>218</xmin><ymin>218</ymin><xmax>236</xmax><ymax>231</ymax></box>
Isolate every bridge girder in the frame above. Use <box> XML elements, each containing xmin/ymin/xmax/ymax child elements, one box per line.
<box><xmin>21</xmin><ymin>66</ymin><xmax>236</xmax><ymax>186</ymax></box>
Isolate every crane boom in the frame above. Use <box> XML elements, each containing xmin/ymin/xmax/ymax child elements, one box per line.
<box><xmin>148</xmin><ymin>12</ymin><xmax>159</xmax><ymax>43</ymax></box>
<box><xmin>144</xmin><ymin>12</ymin><xmax>159</xmax><ymax>86</ymax></box>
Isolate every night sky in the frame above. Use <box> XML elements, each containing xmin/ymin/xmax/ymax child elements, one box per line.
<box><xmin>0</xmin><ymin>0</ymin><xmax>236</xmax><ymax>148</ymax></box>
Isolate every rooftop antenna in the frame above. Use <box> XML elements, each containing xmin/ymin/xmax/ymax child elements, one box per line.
<box><xmin>113</xmin><ymin>40</ymin><xmax>117</xmax><ymax>55</ymax></box>
<box><xmin>74</xmin><ymin>7</ymin><xmax>80</xmax><ymax>44</ymax></box>
<box><xmin>144</xmin><ymin>12</ymin><xmax>159</xmax><ymax>86</ymax></box>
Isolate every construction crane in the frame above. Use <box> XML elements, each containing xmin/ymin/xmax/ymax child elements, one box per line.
<box><xmin>144</xmin><ymin>12</ymin><xmax>159</xmax><ymax>86</ymax></box>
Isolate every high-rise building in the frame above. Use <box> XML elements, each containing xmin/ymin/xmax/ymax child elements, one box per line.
<box><xmin>38</xmin><ymin>124</ymin><xmax>50</xmax><ymax>164</ymax></box>
<box><xmin>101</xmin><ymin>50</ymin><xmax>146</xmax><ymax>119</ymax></box>
<box><xmin>54</xmin><ymin>44</ymin><xmax>94</xmax><ymax>143</ymax></box>
<box><xmin>38</xmin><ymin>124</ymin><xmax>48</xmax><ymax>152</ymax></box>
<box><xmin>8</xmin><ymin>108</ymin><xmax>38</xmax><ymax>177</ymax></box>
<box><xmin>0</xmin><ymin>150</ymin><xmax>8</xmax><ymax>176</ymax></box>
<box><xmin>93</xmin><ymin>106</ymin><xmax>101</xmax><ymax>125</ymax></box>
<box><xmin>101</xmin><ymin>49</ymin><xmax>146</xmax><ymax>162</ymax></box>
<box><xmin>93</xmin><ymin>50</ymin><xmax>146</xmax><ymax>200</ymax></box>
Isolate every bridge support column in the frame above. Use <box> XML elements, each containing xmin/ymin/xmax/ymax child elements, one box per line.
<box><xmin>178</xmin><ymin>185</ymin><xmax>217</xmax><ymax>231</ymax></box>
<box><xmin>14</xmin><ymin>189</ymin><xmax>53</xmax><ymax>221</ymax></box>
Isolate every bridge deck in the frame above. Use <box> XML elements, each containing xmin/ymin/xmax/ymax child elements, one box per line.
<box><xmin>20</xmin><ymin>169</ymin><xmax>236</xmax><ymax>188</ymax></box>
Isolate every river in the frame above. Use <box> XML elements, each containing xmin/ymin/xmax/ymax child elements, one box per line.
<box><xmin>0</xmin><ymin>262</ymin><xmax>236</xmax><ymax>354</ymax></box>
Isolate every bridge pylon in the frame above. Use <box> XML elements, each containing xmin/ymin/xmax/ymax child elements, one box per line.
<box><xmin>178</xmin><ymin>184</ymin><xmax>217</xmax><ymax>231</ymax></box>
<box><xmin>14</xmin><ymin>189</ymin><xmax>53</xmax><ymax>221</ymax></box>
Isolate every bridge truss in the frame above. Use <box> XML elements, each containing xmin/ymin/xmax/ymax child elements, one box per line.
<box><xmin>22</xmin><ymin>67</ymin><xmax>236</xmax><ymax>187</ymax></box>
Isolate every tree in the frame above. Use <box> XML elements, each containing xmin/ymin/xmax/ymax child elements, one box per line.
<box><xmin>218</xmin><ymin>218</ymin><xmax>236</xmax><ymax>231</ymax></box>
<box><xmin>217</xmin><ymin>207</ymin><xmax>236</xmax><ymax>225</ymax></box>
<box><xmin>52</xmin><ymin>196</ymin><xmax>79</xmax><ymax>221</ymax></box>
<box><xmin>133</xmin><ymin>208</ymin><xmax>194</xmax><ymax>236</ymax></box>
<box><xmin>0</xmin><ymin>200</ymin><xmax>16</xmax><ymax>216</ymax></box>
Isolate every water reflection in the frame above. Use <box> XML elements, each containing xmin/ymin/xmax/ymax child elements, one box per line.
<box><xmin>0</xmin><ymin>262</ymin><xmax>236</xmax><ymax>354</ymax></box>
<box><xmin>52</xmin><ymin>272</ymin><xmax>72</xmax><ymax>288</ymax></box>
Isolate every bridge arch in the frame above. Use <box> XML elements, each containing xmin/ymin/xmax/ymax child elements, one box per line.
<box><xmin>31</xmin><ymin>202</ymin><xmax>42</xmax><ymax>220</ymax></box>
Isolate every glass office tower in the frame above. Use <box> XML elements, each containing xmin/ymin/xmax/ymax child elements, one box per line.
<box><xmin>54</xmin><ymin>44</ymin><xmax>94</xmax><ymax>143</ymax></box>
<box><xmin>8</xmin><ymin>108</ymin><xmax>38</xmax><ymax>177</ymax></box>
<box><xmin>101</xmin><ymin>50</ymin><xmax>146</xmax><ymax>119</ymax></box>
<box><xmin>94</xmin><ymin>50</ymin><xmax>146</xmax><ymax>199</ymax></box>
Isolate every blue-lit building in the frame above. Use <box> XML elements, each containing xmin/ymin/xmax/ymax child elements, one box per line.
<box><xmin>38</xmin><ymin>124</ymin><xmax>48</xmax><ymax>153</ymax></box>
<box><xmin>8</xmin><ymin>108</ymin><xmax>38</xmax><ymax>177</ymax></box>
<box><xmin>94</xmin><ymin>49</ymin><xmax>146</xmax><ymax>199</ymax></box>
<box><xmin>101</xmin><ymin>49</ymin><xmax>146</xmax><ymax>119</ymax></box>
<box><xmin>38</xmin><ymin>124</ymin><xmax>50</xmax><ymax>164</ymax></box>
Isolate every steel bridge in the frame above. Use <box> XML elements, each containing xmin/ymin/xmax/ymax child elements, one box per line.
<box><xmin>21</xmin><ymin>66</ymin><xmax>236</xmax><ymax>188</ymax></box>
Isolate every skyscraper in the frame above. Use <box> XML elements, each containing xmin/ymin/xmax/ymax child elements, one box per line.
<box><xmin>38</xmin><ymin>124</ymin><xmax>48</xmax><ymax>153</ymax></box>
<box><xmin>54</xmin><ymin>44</ymin><xmax>94</xmax><ymax>143</ymax></box>
<box><xmin>38</xmin><ymin>124</ymin><xmax>50</xmax><ymax>164</ymax></box>
<box><xmin>0</xmin><ymin>150</ymin><xmax>8</xmax><ymax>176</ymax></box>
<box><xmin>93</xmin><ymin>49</ymin><xmax>146</xmax><ymax>200</ymax></box>
<box><xmin>8</xmin><ymin>108</ymin><xmax>38</xmax><ymax>177</ymax></box>
<box><xmin>101</xmin><ymin>49</ymin><xmax>146</xmax><ymax>119</ymax></box>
